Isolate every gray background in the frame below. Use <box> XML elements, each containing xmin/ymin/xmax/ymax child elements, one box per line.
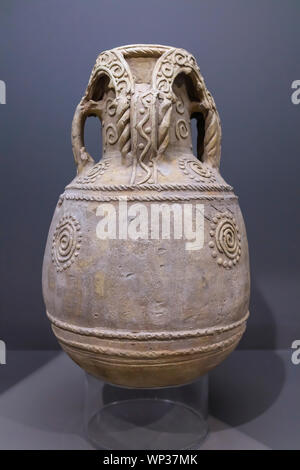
<box><xmin>0</xmin><ymin>0</ymin><xmax>299</xmax><ymax>350</ymax></box>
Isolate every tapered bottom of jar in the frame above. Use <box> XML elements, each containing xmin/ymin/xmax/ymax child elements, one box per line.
<box><xmin>60</xmin><ymin>341</ymin><xmax>237</xmax><ymax>388</ymax></box>
<box><xmin>55</xmin><ymin>336</ymin><xmax>245</xmax><ymax>387</ymax></box>
<box><xmin>50</xmin><ymin>312</ymin><xmax>248</xmax><ymax>388</ymax></box>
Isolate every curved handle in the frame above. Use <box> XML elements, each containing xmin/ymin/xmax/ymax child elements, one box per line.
<box><xmin>71</xmin><ymin>98</ymin><xmax>104</xmax><ymax>175</ymax></box>
<box><xmin>191</xmin><ymin>98</ymin><xmax>221</xmax><ymax>170</ymax></box>
<box><xmin>202</xmin><ymin>107</ymin><xmax>222</xmax><ymax>169</ymax></box>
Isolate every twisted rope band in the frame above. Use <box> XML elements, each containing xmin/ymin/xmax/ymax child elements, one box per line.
<box><xmin>48</xmin><ymin>310</ymin><xmax>249</xmax><ymax>341</ymax></box>
<box><xmin>54</xmin><ymin>328</ymin><xmax>245</xmax><ymax>359</ymax></box>
<box><xmin>66</xmin><ymin>182</ymin><xmax>233</xmax><ymax>192</ymax></box>
<box><xmin>64</xmin><ymin>193</ymin><xmax>237</xmax><ymax>202</ymax></box>
<box><xmin>115</xmin><ymin>44</ymin><xmax>170</xmax><ymax>58</ymax></box>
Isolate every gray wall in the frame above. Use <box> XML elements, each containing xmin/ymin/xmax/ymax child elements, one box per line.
<box><xmin>0</xmin><ymin>0</ymin><xmax>299</xmax><ymax>349</ymax></box>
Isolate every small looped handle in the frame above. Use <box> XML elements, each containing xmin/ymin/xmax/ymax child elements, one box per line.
<box><xmin>191</xmin><ymin>95</ymin><xmax>222</xmax><ymax>170</ymax></box>
<box><xmin>202</xmin><ymin>107</ymin><xmax>222</xmax><ymax>169</ymax></box>
<box><xmin>71</xmin><ymin>98</ymin><xmax>104</xmax><ymax>175</ymax></box>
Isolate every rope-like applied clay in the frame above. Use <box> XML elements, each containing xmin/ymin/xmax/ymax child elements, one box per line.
<box><xmin>65</xmin><ymin>182</ymin><xmax>233</xmax><ymax>192</ymax></box>
<box><xmin>53</xmin><ymin>327</ymin><xmax>246</xmax><ymax>359</ymax></box>
<box><xmin>116</xmin><ymin>97</ymin><xmax>131</xmax><ymax>160</ymax></box>
<box><xmin>203</xmin><ymin>107</ymin><xmax>222</xmax><ymax>168</ymax></box>
<box><xmin>48</xmin><ymin>310</ymin><xmax>249</xmax><ymax>340</ymax></box>
<box><xmin>64</xmin><ymin>193</ymin><xmax>237</xmax><ymax>202</ymax></box>
<box><xmin>156</xmin><ymin>98</ymin><xmax>173</xmax><ymax>173</ymax></box>
<box><xmin>115</xmin><ymin>44</ymin><xmax>170</xmax><ymax>58</ymax></box>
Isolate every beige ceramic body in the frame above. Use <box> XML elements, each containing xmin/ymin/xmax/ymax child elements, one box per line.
<box><xmin>42</xmin><ymin>45</ymin><xmax>250</xmax><ymax>388</ymax></box>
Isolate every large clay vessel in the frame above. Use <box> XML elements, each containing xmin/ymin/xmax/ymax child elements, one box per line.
<box><xmin>42</xmin><ymin>44</ymin><xmax>250</xmax><ymax>388</ymax></box>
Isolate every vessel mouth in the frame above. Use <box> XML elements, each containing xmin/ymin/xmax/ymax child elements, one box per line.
<box><xmin>114</xmin><ymin>43</ymin><xmax>175</xmax><ymax>58</ymax></box>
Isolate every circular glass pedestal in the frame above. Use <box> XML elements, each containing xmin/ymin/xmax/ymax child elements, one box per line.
<box><xmin>84</xmin><ymin>374</ymin><xmax>209</xmax><ymax>450</ymax></box>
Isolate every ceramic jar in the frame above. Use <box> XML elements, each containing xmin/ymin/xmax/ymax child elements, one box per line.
<box><xmin>42</xmin><ymin>45</ymin><xmax>250</xmax><ymax>387</ymax></box>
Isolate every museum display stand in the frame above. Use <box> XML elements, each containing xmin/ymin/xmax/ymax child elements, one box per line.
<box><xmin>83</xmin><ymin>373</ymin><xmax>209</xmax><ymax>450</ymax></box>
